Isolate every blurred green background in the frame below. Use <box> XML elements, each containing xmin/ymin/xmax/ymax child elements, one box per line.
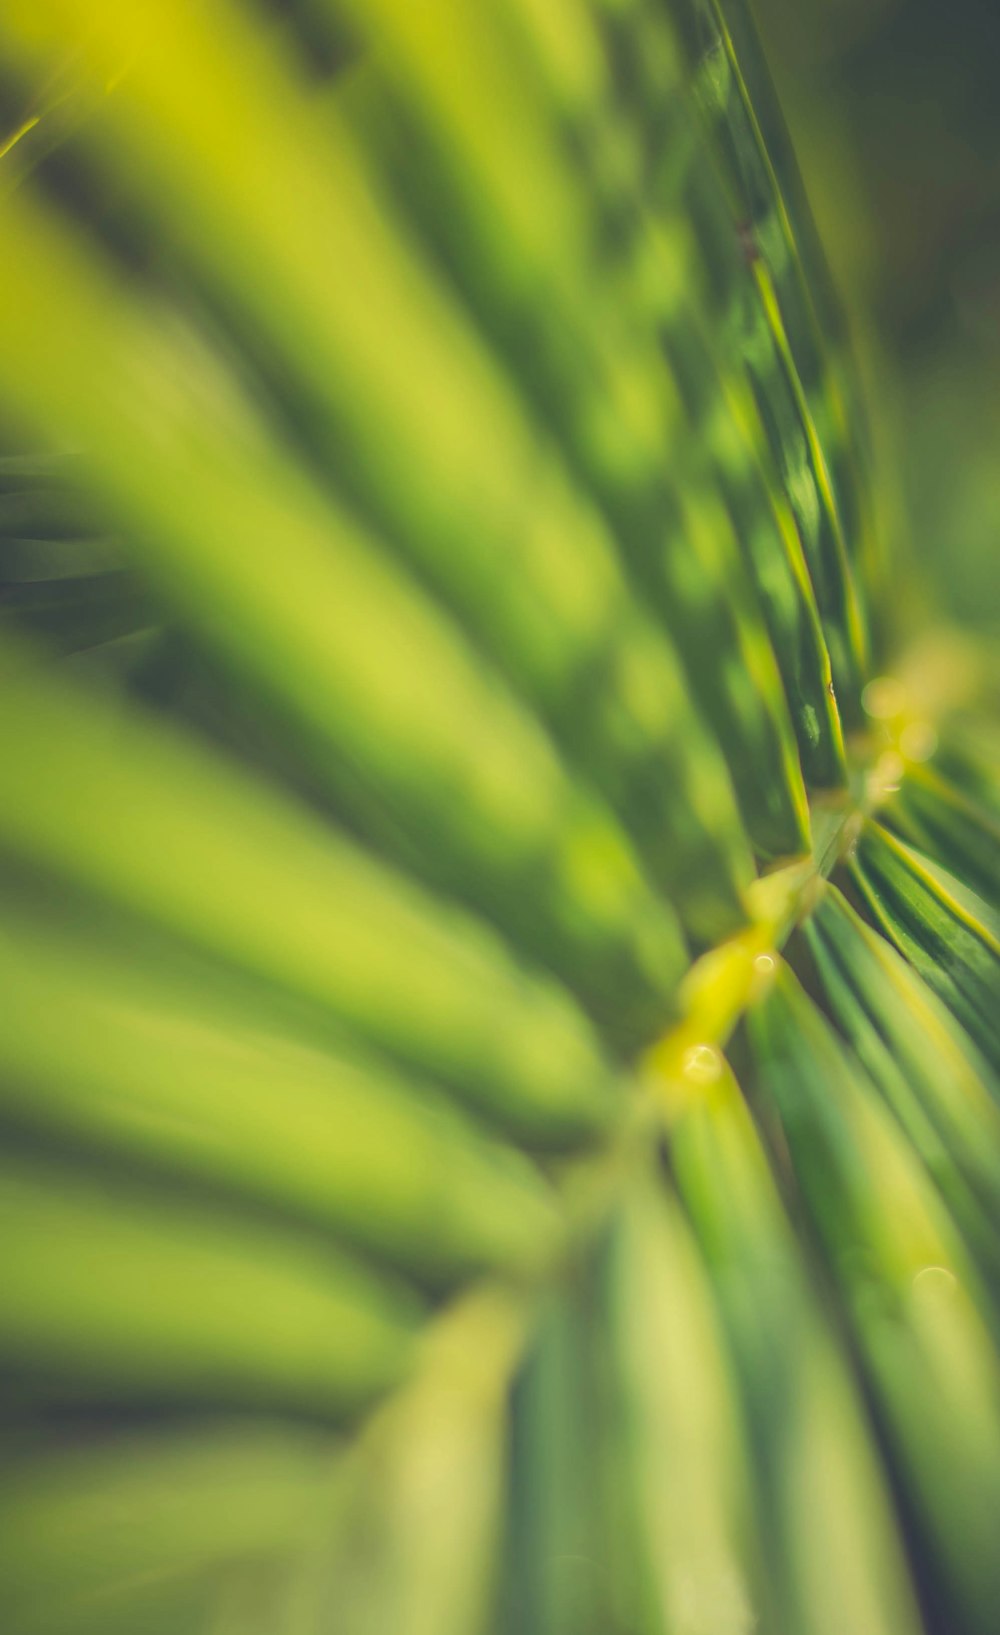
<box><xmin>755</xmin><ymin>0</ymin><xmax>1000</xmax><ymax>630</ymax></box>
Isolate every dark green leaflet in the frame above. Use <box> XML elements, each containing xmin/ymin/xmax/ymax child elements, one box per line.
<box><xmin>573</xmin><ymin>0</ymin><xmax>847</xmax><ymax>786</ymax></box>
<box><xmin>806</xmin><ymin>885</ymin><xmax>1000</xmax><ymax>1296</ymax></box>
<box><xmin>706</xmin><ymin>0</ymin><xmax>886</xmax><ymax>626</ymax></box>
<box><xmin>0</xmin><ymin>570</ymin><xmax>153</xmax><ymax>654</ymax></box>
<box><xmin>748</xmin><ymin>965</ymin><xmax>1000</xmax><ymax>1635</ymax></box>
<box><xmin>884</xmin><ymin>758</ymin><xmax>1000</xmax><ymax>909</ymax></box>
<box><xmin>650</xmin><ymin>282</ymin><xmax>847</xmax><ymax>791</ymax></box>
<box><xmin>699</xmin><ymin>0</ymin><xmax>866</xmax><ymax>491</ymax></box>
<box><xmin>670</xmin><ymin>1065</ymin><xmax>922</xmax><ymax>1635</ymax></box>
<box><xmin>0</xmin><ymin>486</ymin><xmax>110</xmax><ymax>542</ymax></box>
<box><xmin>498</xmin><ymin>1286</ymin><xmax>607</xmax><ymax>1635</ymax></box>
<box><xmin>332</xmin><ymin>0</ymin><xmax>811</xmax><ymax>860</ymax></box>
<box><xmin>850</xmin><ymin>822</ymin><xmax>1000</xmax><ymax>1073</ymax></box>
<box><xmin>0</xmin><ymin>449</ymin><xmax>149</xmax><ymax>651</ymax></box>
<box><xmin>674</xmin><ymin>0</ymin><xmax>871</xmax><ymax>712</ymax></box>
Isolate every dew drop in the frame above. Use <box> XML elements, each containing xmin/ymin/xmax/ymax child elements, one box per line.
<box><xmin>683</xmin><ymin>1043</ymin><xmax>723</xmax><ymax>1086</ymax></box>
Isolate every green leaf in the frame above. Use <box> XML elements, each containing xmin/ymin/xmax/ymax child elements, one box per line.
<box><xmin>335</xmin><ymin>0</ymin><xmax>812</xmax><ymax>858</ymax></box>
<box><xmin>807</xmin><ymin>884</ymin><xmax>1000</xmax><ymax>1292</ymax></box>
<box><xmin>0</xmin><ymin>1148</ymin><xmax>420</xmax><ymax>1417</ymax></box>
<box><xmin>0</xmin><ymin>0</ymin><xmax>760</xmax><ymax>941</ymax></box>
<box><xmin>602</xmin><ymin>1167</ymin><xmax>761</xmax><ymax>1635</ymax></box>
<box><xmin>671</xmin><ymin>1062</ymin><xmax>924</xmax><ymax>1635</ymax></box>
<box><xmin>0</xmin><ymin>642</ymin><xmax>618</xmax><ymax>1142</ymax></box>
<box><xmin>295</xmin><ymin>1291</ymin><xmax>522</xmax><ymax>1635</ymax></box>
<box><xmin>0</xmin><ymin>1425</ymin><xmax>338</xmax><ymax>1635</ymax></box>
<box><xmin>749</xmin><ymin>965</ymin><xmax>1000</xmax><ymax>1633</ymax></box>
<box><xmin>0</xmin><ymin>899</ymin><xmax>562</xmax><ymax>1285</ymax></box>
<box><xmin>885</xmin><ymin>758</ymin><xmax>1000</xmax><ymax>909</ymax></box>
<box><xmin>676</xmin><ymin>0</ymin><xmax>872</xmax><ymax>709</ymax></box>
<box><xmin>499</xmin><ymin>1275</ymin><xmax>612</xmax><ymax>1635</ymax></box>
<box><xmin>850</xmin><ymin>822</ymin><xmax>1000</xmax><ymax>1073</ymax></box>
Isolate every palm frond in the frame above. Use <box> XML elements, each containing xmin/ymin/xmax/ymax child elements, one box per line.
<box><xmin>0</xmin><ymin>2</ymin><xmax>997</xmax><ymax>1633</ymax></box>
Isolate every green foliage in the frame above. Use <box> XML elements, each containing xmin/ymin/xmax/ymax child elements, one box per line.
<box><xmin>0</xmin><ymin>2</ymin><xmax>996</xmax><ymax>1632</ymax></box>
